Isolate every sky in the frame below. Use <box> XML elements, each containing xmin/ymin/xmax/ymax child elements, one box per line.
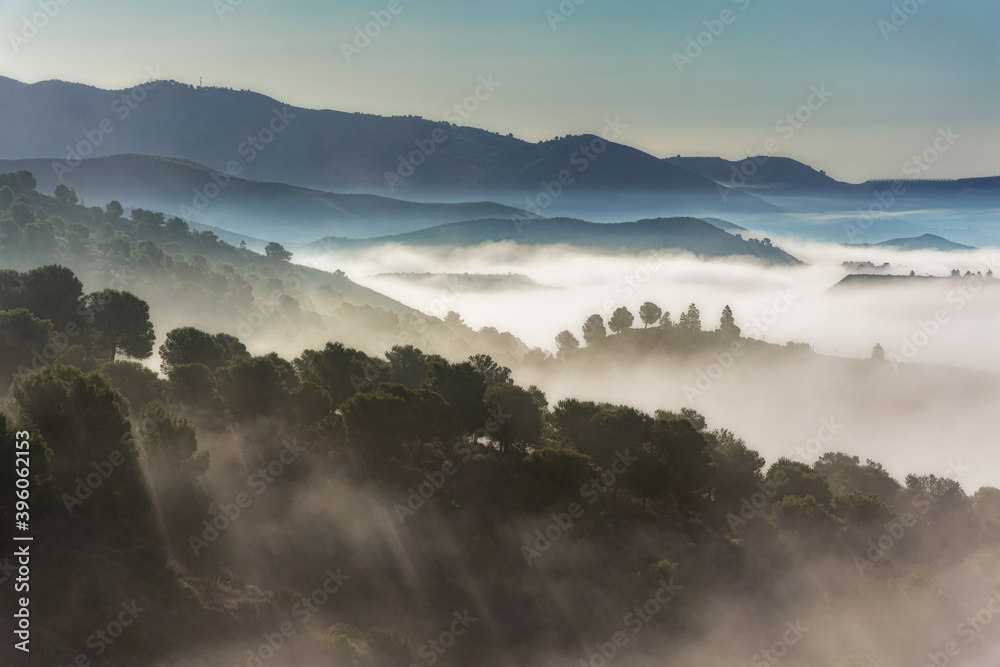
<box><xmin>0</xmin><ymin>0</ymin><xmax>997</xmax><ymax>182</ymax></box>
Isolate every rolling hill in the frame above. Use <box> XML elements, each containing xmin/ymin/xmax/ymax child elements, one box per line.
<box><xmin>306</xmin><ymin>217</ymin><xmax>801</xmax><ymax>265</ymax></box>
<box><xmin>668</xmin><ymin>155</ymin><xmax>848</xmax><ymax>193</ymax></box>
<box><xmin>873</xmin><ymin>234</ymin><xmax>976</xmax><ymax>251</ymax></box>
<box><xmin>0</xmin><ymin>154</ymin><xmax>535</xmax><ymax>242</ymax></box>
<box><xmin>668</xmin><ymin>156</ymin><xmax>1000</xmax><ymax>212</ymax></box>
<box><xmin>0</xmin><ymin>76</ymin><xmax>775</xmax><ymax>216</ymax></box>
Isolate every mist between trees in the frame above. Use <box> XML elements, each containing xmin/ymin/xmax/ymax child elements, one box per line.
<box><xmin>3</xmin><ymin>173</ymin><xmax>1000</xmax><ymax>666</ymax></box>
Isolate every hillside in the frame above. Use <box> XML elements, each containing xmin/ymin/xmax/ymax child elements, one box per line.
<box><xmin>874</xmin><ymin>233</ymin><xmax>976</xmax><ymax>251</ymax></box>
<box><xmin>4</xmin><ymin>263</ymin><xmax>1000</xmax><ymax>666</ymax></box>
<box><xmin>667</xmin><ymin>155</ymin><xmax>1000</xmax><ymax>211</ymax></box>
<box><xmin>0</xmin><ymin>155</ymin><xmax>535</xmax><ymax>242</ymax></box>
<box><xmin>0</xmin><ymin>168</ymin><xmax>537</xmax><ymax>365</ymax></box>
<box><xmin>0</xmin><ymin>77</ymin><xmax>775</xmax><ymax>216</ymax></box>
<box><xmin>668</xmin><ymin>155</ymin><xmax>848</xmax><ymax>192</ymax></box>
<box><xmin>307</xmin><ymin>217</ymin><xmax>801</xmax><ymax>265</ymax></box>
<box><xmin>834</xmin><ymin>272</ymin><xmax>999</xmax><ymax>288</ymax></box>
<box><xmin>4</xmin><ymin>169</ymin><xmax>1000</xmax><ymax>667</ymax></box>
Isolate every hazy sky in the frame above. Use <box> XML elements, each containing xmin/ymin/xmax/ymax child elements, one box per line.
<box><xmin>0</xmin><ymin>0</ymin><xmax>997</xmax><ymax>182</ymax></box>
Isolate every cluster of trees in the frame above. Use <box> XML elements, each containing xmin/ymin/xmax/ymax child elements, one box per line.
<box><xmin>950</xmin><ymin>268</ymin><xmax>995</xmax><ymax>278</ymax></box>
<box><xmin>556</xmin><ymin>302</ymin><xmax>741</xmax><ymax>355</ymax></box>
<box><xmin>0</xmin><ymin>265</ymin><xmax>159</xmax><ymax>386</ymax></box>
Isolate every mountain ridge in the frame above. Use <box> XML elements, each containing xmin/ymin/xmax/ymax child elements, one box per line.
<box><xmin>304</xmin><ymin>216</ymin><xmax>802</xmax><ymax>265</ymax></box>
<box><xmin>0</xmin><ymin>154</ymin><xmax>537</xmax><ymax>243</ymax></box>
<box><xmin>0</xmin><ymin>76</ymin><xmax>776</xmax><ymax>216</ymax></box>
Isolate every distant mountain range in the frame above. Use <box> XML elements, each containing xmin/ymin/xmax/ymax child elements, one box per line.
<box><xmin>870</xmin><ymin>234</ymin><xmax>975</xmax><ymax>251</ymax></box>
<box><xmin>1</xmin><ymin>76</ymin><xmax>998</xmax><ymax>246</ymax></box>
<box><xmin>667</xmin><ymin>156</ymin><xmax>848</xmax><ymax>193</ymax></box>
<box><xmin>0</xmin><ymin>154</ymin><xmax>532</xmax><ymax>242</ymax></box>
<box><xmin>305</xmin><ymin>217</ymin><xmax>801</xmax><ymax>265</ymax></box>
<box><xmin>668</xmin><ymin>155</ymin><xmax>1000</xmax><ymax>211</ymax></box>
<box><xmin>0</xmin><ymin>76</ymin><xmax>775</xmax><ymax>217</ymax></box>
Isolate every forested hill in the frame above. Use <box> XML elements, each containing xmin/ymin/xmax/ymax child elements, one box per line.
<box><xmin>308</xmin><ymin>217</ymin><xmax>801</xmax><ymax>265</ymax></box>
<box><xmin>2</xmin><ymin>257</ymin><xmax>999</xmax><ymax>666</ymax></box>
<box><xmin>3</xmin><ymin>168</ymin><xmax>1000</xmax><ymax>667</ymax></box>
<box><xmin>0</xmin><ymin>169</ymin><xmax>534</xmax><ymax>363</ymax></box>
<box><xmin>0</xmin><ymin>154</ymin><xmax>537</xmax><ymax>242</ymax></box>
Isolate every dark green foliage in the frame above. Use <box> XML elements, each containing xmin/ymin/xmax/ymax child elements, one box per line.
<box><xmin>767</xmin><ymin>458</ymin><xmax>833</xmax><ymax>507</ymax></box>
<box><xmin>469</xmin><ymin>353</ymin><xmax>512</xmax><ymax>387</ymax></box>
<box><xmin>519</xmin><ymin>447</ymin><xmax>599</xmax><ymax>511</ymax></box>
<box><xmin>550</xmin><ymin>398</ymin><xmax>602</xmax><ymax>449</ymax></box>
<box><xmin>213</xmin><ymin>332</ymin><xmax>250</xmax><ymax>361</ymax></box>
<box><xmin>719</xmin><ymin>305</ymin><xmax>740</xmax><ymax>337</ymax></box>
<box><xmin>54</xmin><ymin>184</ymin><xmax>78</xmax><ymax>205</ymax></box>
<box><xmin>834</xmin><ymin>492</ymin><xmax>896</xmax><ymax>530</ymax></box>
<box><xmin>295</xmin><ymin>342</ymin><xmax>378</xmax><ymax>407</ymax></box>
<box><xmin>582</xmin><ymin>313</ymin><xmax>606</xmax><ymax>345</ymax></box>
<box><xmin>159</xmin><ymin>327</ymin><xmax>228</xmax><ymax>373</ymax></box>
<box><xmin>483</xmin><ymin>382</ymin><xmax>543</xmax><ymax>452</ymax></box>
<box><xmin>265</xmin><ymin>241</ymin><xmax>293</xmax><ymax>261</ymax></box>
<box><xmin>0</xmin><ymin>308</ymin><xmax>55</xmax><ymax>387</ymax></box>
<box><xmin>384</xmin><ymin>345</ymin><xmax>441</xmax><ymax>389</ymax></box>
<box><xmin>18</xmin><ymin>265</ymin><xmax>84</xmax><ymax>327</ymax></box>
<box><xmin>620</xmin><ymin>447</ymin><xmax>668</xmax><ymax>510</ymax></box>
<box><xmin>165</xmin><ymin>217</ymin><xmax>190</xmax><ymax>235</ymax></box>
<box><xmin>649</xmin><ymin>416</ymin><xmax>715</xmax><ymax>507</ymax></box>
<box><xmin>0</xmin><ymin>269</ymin><xmax>21</xmax><ymax>308</ymax></box>
<box><xmin>814</xmin><ymin>452</ymin><xmax>900</xmax><ymax>501</ymax></box>
<box><xmin>706</xmin><ymin>428</ymin><xmax>766</xmax><ymax>511</ymax></box>
<box><xmin>427</xmin><ymin>359</ymin><xmax>487</xmax><ymax>433</ymax></box>
<box><xmin>214</xmin><ymin>354</ymin><xmax>297</xmax><ymax>418</ymax></box>
<box><xmin>138</xmin><ymin>402</ymin><xmax>210</xmax><ymax>547</ymax></box>
<box><xmin>105</xmin><ymin>200</ymin><xmax>125</xmax><ymax>219</ymax></box>
<box><xmin>20</xmin><ymin>220</ymin><xmax>59</xmax><ymax>259</ymax></box>
<box><xmin>98</xmin><ymin>360</ymin><xmax>164</xmax><ymax>414</ymax></box>
<box><xmin>902</xmin><ymin>474</ymin><xmax>971</xmax><ymax>514</ymax></box>
<box><xmin>288</xmin><ymin>381</ymin><xmax>334</xmax><ymax>427</ymax></box>
<box><xmin>81</xmin><ymin>289</ymin><xmax>156</xmax><ymax>361</ymax></box>
<box><xmin>140</xmin><ymin>402</ymin><xmax>200</xmax><ymax>468</ymax></box>
<box><xmin>11</xmin><ymin>365</ymin><xmax>152</xmax><ymax>528</ymax></box>
<box><xmin>341</xmin><ymin>383</ymin><xmax>456</xmax><ymax>461</ymax></box>
<box><xmin>973</xmin><ymin>486</ymin><xmax>1000</xmax><ymax>521</ymax></box>
<box><xmin>678</xmin><ymin>303</ymin><xmax>701</xmax><ymax>331</ymax></box>
<box><xmin>608</xmin><ymin>306</ymin><xmax>634</xmax><ymax>334</ymax></box>
<box><xmin>167</xmin><ymin>363</ymin><xmax>217</xmax><ymax>409</ymax></box>
<box><xmin>639</xmin><ymin>302</ymin><xmax>662</xmax><ymax>328</ymax></box>
<box><xmin>0</xmin><ymin>170</ymin><xmax>38</xmax><ymax>195</ymax></box>
<box><xmin>675</xmin><ymin>408</ymin><xmax>707</xmax><ymax>431</ymax></box>
<box><xmin>11</xmin><ymin>201</ymin><xmax>35</xmax><ymax>227</ymax></box>
<box><xmin>0</xmin><ymin>185</ymin><xmax>13</xmax><ymax>210</ymax></box>
<box><xmin>582</xmin><ymin>405</ymin><xmax>650</xmax><ymax>471</ymax></box>
<box><xmin>770</xmin><ymin>494</ymin><xmax>842</xmax><ymax>542</ymax></box>
<box><xmin>554</xmin><ymin>330</ymin><xmax>579</xmax><ymax>357</ymax></box>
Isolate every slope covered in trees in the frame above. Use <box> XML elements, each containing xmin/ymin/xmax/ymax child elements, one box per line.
<box><xmin>0</xmin><ymin>155</ymin><xmax>537</xmax><ymax>242</ymax></box>
<box><xmin>0</xmin><ymin>170</ymin><xmax>537</xmax><ymax>367</ymax></box>
<box><xmin>2</xmin><ymin>260</ymin><xmax>1000</xmax><ymax>666</ymax></box>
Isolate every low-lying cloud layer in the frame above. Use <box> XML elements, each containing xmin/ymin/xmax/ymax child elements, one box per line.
<box><xmin>298</xmin><ymin>236</ymin><xmax>1000</xmax><ymax>490</ymax></box>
